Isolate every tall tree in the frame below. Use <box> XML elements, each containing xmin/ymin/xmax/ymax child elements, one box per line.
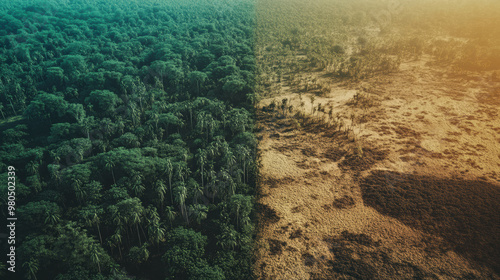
<box><xmin>229</xmin><ymin>194</ymin><xmax>253</xmax><ymax>229</ymax></box>
<box><xmin>174</xmin><ymin>181</ymin><xmax>188</xmax><ymax>223</ymax></box>
<box><xmin>154</xmin><ymin>180</ymin><xmax>167</xmax><ymax>210</ymax></box>
<box><xmin>148</xmin><ymin>221</ymin><xmax>166</xmax><ymax>249</ymax></box>
<box><xmin>89</xmin><ymin>243</ymin><xmax>102</xmax><ymax>273</ymax></box>
<box><xmin>196</xmin><ymin>149</ymin><xmax>206</xmax><ymax>188</ymax></box>
<box><xmin>104</xmin><ymin>156</ymin><xmax>117</xmax><ymax>185</ymax></box>
<box><xmin>165</xmin><ymin>206</ymin><xmax>177</xmax><ymax>227</ymax></box>
<box><xmin>165</xmin><ymin>159</ymin><xmax>174</xmax><ymax>204</ymax></box>
<box><xmin>109</xmin><ymin>229</ymin><xmax>123</xmax><ymax>260</ymax></box>
<box><xmin>80</xmin><ymin>205</ymin><xmax>104</xmax><ymax>245</ymax></box>
<box><xmin>188</xmin><ymin>204</ymin><xmax>208</xmax><ymax>225</ymax></box>
<box><xmin>23</xmin><ymin>258</ymin><xmax>39</xmax><ymax>280</ymax></box>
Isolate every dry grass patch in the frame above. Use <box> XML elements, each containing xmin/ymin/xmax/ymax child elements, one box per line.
<box><xmin>361</xmin><ymin>171</ymin><xmax>500</xmax><ymax>273</ymax></box>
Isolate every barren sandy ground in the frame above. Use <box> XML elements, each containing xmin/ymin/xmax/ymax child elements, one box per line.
<box><xmin>253</xmin><ymin>56</ymin><xmax>500</xmax><ymax>279</ymax></box>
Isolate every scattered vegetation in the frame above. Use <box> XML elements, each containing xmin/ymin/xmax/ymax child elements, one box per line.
<box><xmin>254</xmin><ymin>0</ymin><xmax>500</xmax><ymax>278</ymax></box>
<box><xmin>321</xmin><ymin>232</ymin><xmax>442</xmax><ymax>280</ymax></box>
<box><xmin>255</xmin><ymin>0</ymin><xmax>500</xmax><ymax>102</ymax></box>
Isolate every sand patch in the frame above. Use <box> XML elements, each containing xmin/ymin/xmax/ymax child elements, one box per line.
<box><xmin>254</xmin><ymin>55</ymin><xmax>500</xmax><ymax>279</ymax></box>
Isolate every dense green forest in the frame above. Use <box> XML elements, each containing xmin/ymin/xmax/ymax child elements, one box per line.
<box><xmin>0</xmin><ymin>0</ymin><xmax>257</xmax><ymax>279</ymax></box>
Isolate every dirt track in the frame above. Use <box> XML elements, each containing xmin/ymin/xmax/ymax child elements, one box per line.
<box><xmin>253</xmin><ymin>57</ymin><xmax>500</xmax><ymax>279</ymax></box>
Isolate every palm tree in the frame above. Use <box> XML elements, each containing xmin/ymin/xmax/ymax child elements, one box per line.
<box><xmin>175</xmin><ymin>162</ymin><xmax>186</xmax><ymax>183</ymax></box>
<box><xmin>309</xmin><ymin>95</ymin><xmax>315</xmax><ymax>114</ymax></box>
<box><xmin>236</xmin><ymin>145</ymin><xmax>251</xmax><ymax>183</ymax></box>
<box><xmin>101</xmin><ymin>118</ymin><xmax>114</xmax><ymax>137</ymax></box>
<box><xmin>0</xmin><ymin>103</ymin><xmax>5</xmax><ymax>119</ymax></box>
<box><xmin>109</xmin><ymin>263</ymin><xmax>122</xmax><ymax>277</ymax></box>
<box><xmin>110</xmin><ymin>206</ymin><xmax>123</xmax><ymax>228</ymax></box>
<box><xmin>130</xmin><ymin>173</ymin><xmax>145</xmax><ymax>197</ymax></box>
<box><xmin>146</xmin><ymin>206</ymin><xmax>160</xmax><ymax>224</ymax></box>
<box><xmin>8</xmin><ymin>96</ymin><xmax>16</xmax><ymax>115</ymax></box>
<box><xmin>217</xmin><ymin>227</ymin><xmax>238</xmax><ymax>250</ymax></box>
<box><xmin>131</xmin><ymin>211</ymin><xmax>143</xmax><ymax>246</ymax></box>
<box><xmin>165</xmin><ymin>159</ymin><xmax>174</xmax><ymax>204</ymax></box>
<box><xmin>230</xmin><ymin>195</ymin><xmax>252</xmax><ymax>229</ymax></box>
<box><xmin>81</xmin><ymin>117</ymin><xmax>95</xmax><ymax>139</ymax></box>
<box><xmin>131</xmin><ymin>183</ymin><xmax>145</xmax><ymax>197</ymax></box>
<box><xmin>44</xmin><ymin>210</ymin><xmax>61</xmax><ymax>227</ymax></box>
<box><xmin>281</xmin><ymin>98</ymin><xmax>288</xmax><ymax>115</ymax></box>
<box><xmin>173</xmin><ymin>182</ymin><xmax>187</xmax><ymax>223</ymax></box>
<box><xmin>223</xmin><ymin>151</ymin><xmax>237</xmax><ymax>175</ymax></box>
<box><xmin>151</xmin><ymin>112</ymin><xmax>159</xmax><ymax>131</ymax></box>
<box><xmin>109</xmin><ymin>229</ymin><xmax>123</xmax><ymax>260</ymax></box>
<box><xmin>206</xmin><ymin>116</ymin><xmax>218</xmax><ymax>140</ymax></box>
<box><xmin>116</xmin><ymin>119</ymin><xmax>125</xmax><ymax>135</ymax></box>
<box><xmin>206</xmin><ymin>167</ymin><xmax>218</xmax><ymax>202</ymax></box>
<box><xmin>27</xmin><ymin>161</ymin><xmax>39</xmax><ymax>176</ymax></box>
<box><xmin>81</xmin><ymin>206</ymin><xmax>103</xmax><ymax>245</ymax></box>
<box><xmin>350</xmin><ymin>112</ymin><xmax>356</xmax><ymax>131</ymax></box>
<box><xmin>219</xmin><ymin>168</ymin><xmax>235</xmax><ymax>198</ymax></box>
<box><xmin>154</xmin><ymin>180</ymin><xmax>167</xmax><ymax>210</ymax></box>
<box><xmin>89</xmin><ymin>243</ymin><xmax>101</xmax><ymax>273</ymax></box>
<box><xmin>196</xmin><ymin>149</ymin><xmax>206</xmax><ymax>188</ymax></box>
<box><xmin>140</xmin><ymin>243</ymin><xmax>150</xmax><ymax>263</ymax></box>
<box><xmin>104</xmin><ymin>157</ymin><xmax>116</xmax><ymax>185</ymax></box>
<box><xmin>196</xmin><ymin>111</ymin><xmax>207</xmax><ymax>136</ymax></box>
<box><xmin>129</xmin><ymin>102</ymin><xmax>140</xmax><ymax>126</ymax></box>
<box><xmin>192</xmin><ymin>182</ymin><xmax>204</xmax><ymax>204</ymax></box>
<box><xmin>188</xmin><ymin>204</ymin><xmax>207</xmax><ymax>225</ymax></box>
<box><xmin>164</xmin><ymin>206</ymin><xmax>176</xmax><ymax>227</ymax></box>
<box><xmin>72</xmin><ymin>179</ymin><xmax>86</xmax><ymax>202</ymax></box>
<box><xmin>109</xmin><ymin>205</ymin><xmax>130</xmax><ymax>247</ymax></box>
<box><xmin>230</xmin><ymin>196</ymin><xmax>243</xmax><ymax>228</ymax></box>
<box><xmin>23</xmin><ymin>258</ymin><xmax>39</xmax><ymax>280</ymax></box>
<box><xmin>48</xmin><ymin>164</ymin><xmax>61</xmax><ymax>182</ymax></box>
<box><xmin>148</xmin><ymin>222</ymin><xmax>166</xmax><ymax>251</ymax></box>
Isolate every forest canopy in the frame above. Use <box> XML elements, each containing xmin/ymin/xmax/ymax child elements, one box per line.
<box><xmin>0</xmin><ymin>0</ymin><xmax>257</xmax><ymax>279</ymax></box>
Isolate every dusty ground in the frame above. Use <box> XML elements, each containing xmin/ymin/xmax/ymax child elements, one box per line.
<box><xmin>253</xmin><ymin>56</ymin><xmax>500</xmax><ymax>279</ymax></box>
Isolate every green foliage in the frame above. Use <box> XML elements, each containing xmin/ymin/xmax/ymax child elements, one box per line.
<box><xmin>85</xmin><ymin>90</ymin><xmax>121</xmax><ymax>117</ymax></box>
<box><xmin>2</xmin><ymin>124</ymin><xmax>28</xmax><ymax>143</ymax></box>
<box><xmin>189</xmin><ymin>263</ymin><xmax>225</xmax><ymax>280</ymax></box>
<box><xmin>18</xmin><ymin>200</ymin><xmax>61</xmax><ymax>230</ymax></box>
<box><xmin>0</xmin><ymin>0</ymin><xmax>257</xmax><ymax>279</ymax></box>
<box><xmin>162</xmin><ymin>227</ymin><xmax>209</xmax><ymax>279</ymax></box>
<box><xmin>24</xmin><ymin>93</ymin><xmax>69</xmax><ymax>124</ymax></box>
<box><xmin>128</xmin><ymin>243</ymin><xmax>150</xmax><ymax>264</ymax></box>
